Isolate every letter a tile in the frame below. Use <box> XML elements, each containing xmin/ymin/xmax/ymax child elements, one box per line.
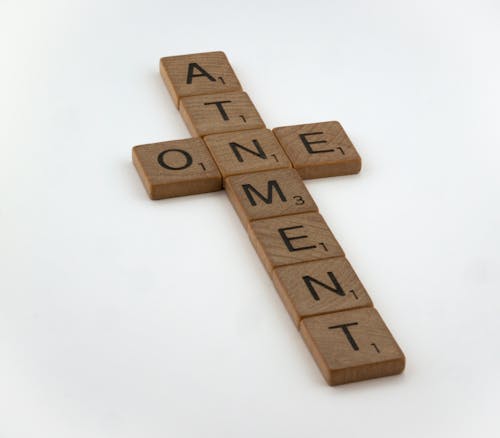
<box><xmin>204</xmin><ymin>129</ymin><xmax>291</xmax><ymax>179</ymax></box>
<box><xmin>180</xmin><ymin>91</ymin><xmax>265</xmax><ymax>137</ymax></box>
<box><xmin>272</xmin><ymin>258</ymin><xmax>373</xmax><ymax>327</ymax></box>
<box><xmin>300</xmin><ymin>308</ymin><xmax>405</xmax><ymax>385</ymax></box>
<box><xmin>132</xmin><ymin>138</ymin><xmax>222</xmax><ymax>199</ymax></box>
<box><xmin>225</xmin><ymin>168</ymin><xmax>317</xmax><ymax>226</ymax></box>
<box><xmin>273</xmin><ymin>121</ymin><xmax>361</xmax><ymax>179</ymax></box>
<box><xmin>248</xmin><ymin>212</ymin><xmax>344</xmax><ymax>274</ymax></box>
<box><xmin>160</xmin><ymin>51</ymin><xmax>242</xmax><ymax>107</ymax></box>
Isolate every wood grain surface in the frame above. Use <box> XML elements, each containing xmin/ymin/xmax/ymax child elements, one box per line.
<box><xmin>225</xmin><ymin>168</ymin><xmax>317</xmax><ymax>226</ymax></box>
<box><xmin>272</xmin><ymin>258</ymin><xmax>373</xmax><ymax>327</ymax></box>
<box><xmin>180</xmin><ymin>92</ymin><xmax>265</xmax><ymax>137</ymax></box>
<box><xmin>273</xmin><ymin>121</ymin><xmax>361</xmax><ymax>179</ymax></box>
<box><xmin>132</xmin><ymin>138</ymin><xmax>221</xmax><ymax>199</ymax></box>
<box><xmin>248</xmin><ymin>212</ymin><xmax>344</xmax><ymax>274</ymax></box>
<box><xmin>160</xmin><ymin>51</ymin><xmax>242</xmax><ymax>107</ymax></box>
<box><xmin>204</xmin><ymin>129</ymin><xmax>290</xmax><ymax>178</ymax></box>
<box><xmin>300</xmin><ymin>308</ymin><xmax>405</xmax><ymax>385</ymax></box>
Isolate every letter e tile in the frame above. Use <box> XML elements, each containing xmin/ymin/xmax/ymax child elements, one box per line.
<box><xmin>273</xmin><ymin>121</ymin><xmax>361</xmax><ymax>179</ymax></box>
<box><xmin>248</xmin><ymin>212</ymin><xmax>344</xmax><ymax>274</ymax></box>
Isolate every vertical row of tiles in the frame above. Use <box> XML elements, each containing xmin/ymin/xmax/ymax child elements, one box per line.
<box><xmin>133</xmin><ymin>51</ymin><xmax>404</xmax><ymax>385</ymax></box>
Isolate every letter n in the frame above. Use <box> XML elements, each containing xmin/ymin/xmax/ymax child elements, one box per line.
<box><xmin>229</xmin><ymin>140</ymin><xmax>267</xmax><ymax>162</ymax></box>
<box><xmin>302</xmin><ymin>271</ymin><xmax>346</xmax><ymax>301</ymax></box>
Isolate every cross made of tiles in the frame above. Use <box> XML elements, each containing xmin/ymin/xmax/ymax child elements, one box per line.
<box><xmin>132</xmin><ymin>51</ymin><xmax>405</xmax><ymax>386</ymax></box>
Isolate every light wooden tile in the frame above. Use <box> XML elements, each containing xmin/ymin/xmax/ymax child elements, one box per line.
<box><xmin>248</xmin><ymin>212</ymin><xmax>344</xmax><ymax>274</ymax></box>
<box><xmin>204</xmin><ymin>129</ymin><xmax>290</xmax><ymax>178</ymax></box>
<box><xmin>180</xmin><ymin>92</ymin><xmax>265</xmax><ymax>137</ymax></box>
<box><xmin>272</xmin><ymin>258</ymin><xmax>373</xmax><ymax>327</ymax></box>
<box><xmin>132</xmin><ymin>138</ymin><xmax>221</xmax><ymax>199</ymax></box>
<box><xmin>300</xmin><ymin>308</ymin><xmax>405</xmax><ymax>385</ymax></box>
<box><xmin>160</xmin><ymin>51</ymin><xmax>242</xmax><ymax>107</ymax></box>
<box><xmin>225</xmin><ymin>168</ymin><xmax>317</xmax><ymax>226</ymax></box>
<box><xmin>273</xmin><ymin>121</ymin><xmax>361</xmax><ymax>179</ymax></box>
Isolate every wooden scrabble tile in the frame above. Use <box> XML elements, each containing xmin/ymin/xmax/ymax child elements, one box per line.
<box><xmin>248</xmin><ymin>212</ymin><xmax>344</xmax><ymax>274</ymax></box>
<box><xmin>273</xmin><ymin>121</ymin><xmax>361</xmax><ymax>179</ymax></box>
<box><xmin>132</xmin><ymin>138</ymin><xmax>222</xmax><ymax>199</ymax></box>
<box><xmin>160</xmin><ymin>51</ymin><xmax>242</xmax><ymax>107</ymax></box>
<box><xmin>272</xmin><ymin>258</ymin><xmax>373</xmax><ymax>327</ymax></box>
<box><xmin>180</xmin><ymin>91</ymin><xmax>265</xmax><ymax>137</ymax></box>
<box><xmin>225</xmin><ymin>168</ymin><xmax>317</xmax><ymax>226</ymax></box>
<box><xmin>204</xmin><ymin>129</ymin><xmax>291</xmax><ymax>178</ymax></box>
<box><xmin>300</xmin><ymin>308</ymin><xmax>405</xmax><ymax>385</ymax></box>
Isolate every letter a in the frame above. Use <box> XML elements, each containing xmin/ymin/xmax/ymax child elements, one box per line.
<box><xmin>186</xmin><ymin>63</ymin><xmax>216</xmax><ymax>84</ymax></box>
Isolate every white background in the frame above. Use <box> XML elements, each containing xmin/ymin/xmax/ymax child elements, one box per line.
<box><xmin>1</xmin><ymin>1</ymin><xmax>499</xmax><ymax>437</ymax></box>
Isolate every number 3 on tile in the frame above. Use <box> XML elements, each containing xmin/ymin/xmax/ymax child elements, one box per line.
<box><xmin>293</xmin><ymin>195</ymin><xmax>305</xmax><ymax>205</ymax></box>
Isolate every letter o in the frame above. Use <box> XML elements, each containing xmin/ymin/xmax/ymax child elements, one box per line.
<box><xmin>157</xmin><ymin>149</ymin><xmax>193</xmax><ymax>170</ymax></box>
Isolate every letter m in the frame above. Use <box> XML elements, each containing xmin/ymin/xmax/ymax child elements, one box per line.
<box><xmin>242</xmin><ymin>180</ymin><xmax>287</xmax><ymax>206</ymax></box>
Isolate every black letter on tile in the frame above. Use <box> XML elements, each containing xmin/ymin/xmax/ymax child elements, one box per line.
<box><xmin>230</xmin><ymin>139</ymin><xmax>267</xmax><ymax>162</ymax></box>
<box><xmin>328</xmin><ymin>322</ymin><xmax>359</xmax><ymax>350</ymax></box>
<box><xmin>242</xmin><ymin>180</ymin><xmax>287</xmax><ymax>206</ymax></box>
<box><xmin>186</xmin><ymin>63</ymin><xmax>216</xmax><ymax>84</ymax></box>
<box><xmin>204</xmin><ymin>100</ymin><xmax>231</xmax><ymax>120</ymax></box>
<box><xmin>299</xmin><ymin>132</ymin><xmax>334</xmax><ymax>154</ymax></box>
<box><xmin>157</xmin><ymin>149</ymin><xmax>193</xmax><ymax>170</ymax></box>
<box><xmin>278</xmin><ymin>226</ymin><xmax>316</xmax><ymax>252</ymax></box>
<box><xmin>302</xmin><ymin>272</ymin><xmax>345</xmax><ymax>301</ymax></box>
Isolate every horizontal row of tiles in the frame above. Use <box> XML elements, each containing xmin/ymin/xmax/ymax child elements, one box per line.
<box><xmin>133</xmin><ymin>124</ymin><xmax>361</xmax><ymax>200</ymax></box>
